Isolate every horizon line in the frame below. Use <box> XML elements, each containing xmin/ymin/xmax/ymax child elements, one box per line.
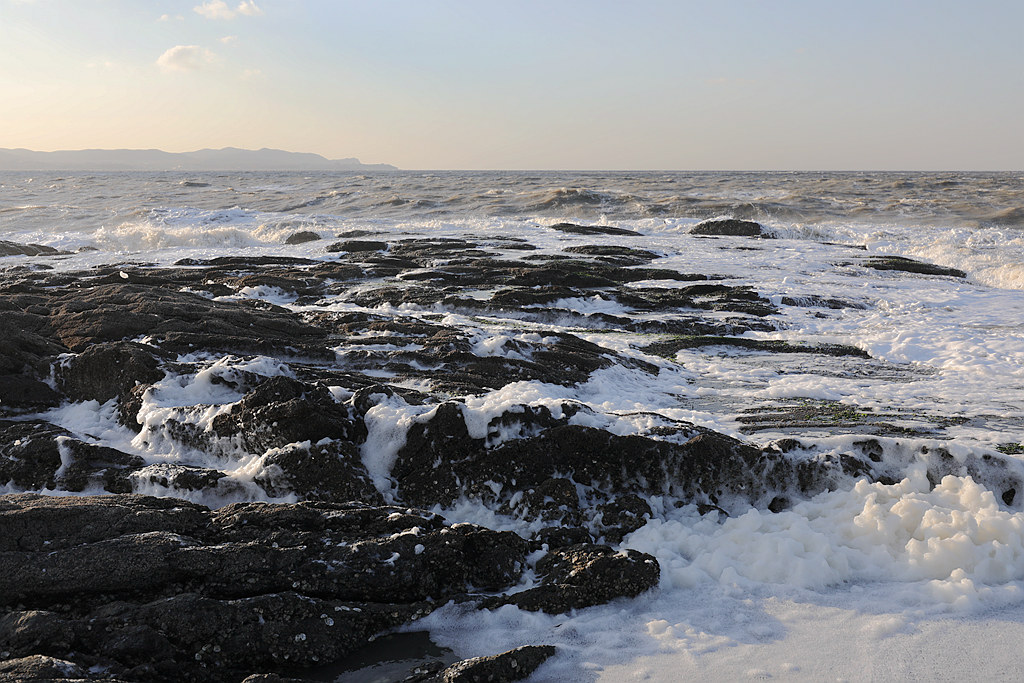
<box><xmin>1</xmin><ymin>148</ymin><xmax>1020</xmax><ymax>174</ymax></box>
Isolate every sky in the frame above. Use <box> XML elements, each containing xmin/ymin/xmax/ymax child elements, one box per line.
<box><xmin>1</xmin><ymin>0</ymin><xmax>1022</xmax><ymax>170</ymax></box>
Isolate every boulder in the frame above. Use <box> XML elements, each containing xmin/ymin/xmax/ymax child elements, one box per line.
<box><xmin>253</xmin><ymin>440</ymin><xmax>383</xmax><ymax>504</ymax></box>
<box><xmin>485</xmin><ymin>544</ymin><xmax>660</xmax><ymax>614</ymax></box>
<box><xmin>209</xmin><ymin>375</ymin><xmax>367</xmax><ymax>453</ymax></box>
<box><xmin>284</xmin><ymin>230</ymin><xmax>321</xmax><ymax>244</ymax></box>
<box><xmin>0</xmin><ymin>241</ymin><xmax>64</xmax><ymax>257</ymax></box>
<box><xmin>54</xmin><ymin>340</ymin><xmax>165</xmax><ymax>403</ymax></box>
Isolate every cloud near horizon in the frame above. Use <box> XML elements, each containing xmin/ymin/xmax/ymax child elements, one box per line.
<box><xmin>156</xmin><ymin>45</ymin><xmax>217</xmax><ymax>72</ymax></box>
<box><xmin>194</xmin><ymin>1</ymin><xmax>263</xmax><ymax>20</ymax></box>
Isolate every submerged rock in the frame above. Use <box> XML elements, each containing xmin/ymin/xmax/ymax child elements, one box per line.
<box><xmin>861</xmin><ymin>255</ymin><xmax>966</xmax><ymax>278</ymax></box>
<box><xmin>549</xmin><ymin>222</ymin><xmax>642</xmax><ymax>236</ymax></box>
<box><xmin>690</xmin><ymin>218</ymin><xmax>772</xmax><ymax>237</ymax></box>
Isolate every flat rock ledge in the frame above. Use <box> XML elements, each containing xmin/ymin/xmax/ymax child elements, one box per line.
<box><xmin>0</xmin><ymin>494</ymin><xmax>651</xmax><ymax>682</ymax></box>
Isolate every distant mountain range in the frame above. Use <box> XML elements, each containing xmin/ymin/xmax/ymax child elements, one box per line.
<box><xmin>0</xmin><ymin>147</ymin><xmax>398</xmax><ymax>171</ymax></box>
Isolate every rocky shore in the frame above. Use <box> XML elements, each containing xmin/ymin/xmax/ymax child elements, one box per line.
<box><xmin>0</xmin><ymin>219</ymin><xmax>1012</xmax><ymax>681</ymax></box>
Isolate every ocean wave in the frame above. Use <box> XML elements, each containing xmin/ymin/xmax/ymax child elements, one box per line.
<box><xmin>92</xmin><ymin>221</ymin><xmax>265</xmax><ymax>252</ymax></box>
<box><xmin>528</xmin><ymin>187</ymin><xmax>614</xmax><ymax>210</ymax></box>
<box><xmin>983</xmin><ymin>206</ymin><xmax>1024</xmax><ymax>227</ymax></box>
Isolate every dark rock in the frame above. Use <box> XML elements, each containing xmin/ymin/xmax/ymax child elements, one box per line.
<box><xmin>254</xmin><ymin>440</ymin><xmax>383</xmax><ymax>504</ymax></box>
<box><xmin>334</xmin><ymin>327</ymin><xmax>645</xmax><ymax>396</ymax></box>
<box><xmin>327</xmin><ymin>239</ymin><xmax>388</xmax><ymax>252</ymax></box>
<box><xmin>54</xmin><ymin>340</ymin><xmax>165</xmax><ymax>403</ymax></box>
<box><xmin>210</xmin><ymin>376</ymin><xmax>367</xmax><ymax>454</ymax></box>
<box><xmin>53</xmin><ymin>440</ymin><xmax>144</xmax><ymax>493</ymax></box>
<box><xmin>0</xmin><ymin>654</ymin><xmax>88</xmax><ymax>680</ymax></box>
<box><xmin>643</xmin><ymin>335</ymin><xmax>869</xmax><ymax>359</ymax></box>
<box><xmin>780</xmin><ymin>295</ymin><xmax>868</xmax><ymax>310</ymax></box>
<box><xmin>436</xmin><ymin>645</ymin><xmax>557</xmax><ymax>683</ymax></box>
<box><xmin>112</xmin><ymin>592</ymin><xmax>428</xmax><ymax>672</ymax></box>
<box><xmin>549</xmin><ymin>222</ymin><xmax>641</xmax><ymax>237</ymax></box>
<box><xmin>532</xmin><ymin>526</ymin><xmax>592</xmax><ymax>550</ymax></box>
<box><xmin>137</xmin><ymin>464</ymin><xmax>228</xmax><ymax>493</ymax></box>
<box><xmin>0</xmin><ymin>494</ymin><xmax>532</xmax><ymax>681</ymax></box>
<box><xmin>118</xmin><ymin>382</ymin><xmax>150</xmax><ymax>431</ymax></box>
<box><xmin>0</xmin><ymin>495</ymin><xmax>528</xmax><ymax>606</ymax></box>
<box><xmin>611</xmin><ymin>284</ymin><xmax>778</xmax><ymax>317</ymax></box>
<box><xmin>0</xmin><ymin>375</ymin><xmax>61</xmax><ymax>414</ymax></box>
<box><xmin>392</xmin><ymin>403</ymin><xmax>585</xmax><ymax>506</ymax></box>
<box><xmin>512</xmin><ymin>477</ymin><xmax>582</xmax><ymax>525</ymax></box>
<box><xmin>564</xmin><ymin>245</ymin><xmax>660</xmax><ymax>261</ymax></box>
<box><xmin>394</xmin><ymin>420</ymin><xmax>891</xmax><ymax>518</ymax></box>
<box><xmin>175</xmin><ymin>255</ymin><xmax>320</xmax><ymax>268</ymax></box>
<box><xmin>0</xmin><ymin>494</ymin><xmax>209</xmax><ymax>552</ymax></box>
<box><xmin>388</xmin><ymin>238</ymin><xmax>479</xmax><ymax>258</ymax></box>
<box><xmin>486</xmin><ymin>544</ymin><xmax>660</xmax><ymax>614</ymax></box>
<box><xmin>0</xmin><ymin>420</ymin><xmax>144</xmax><ymax>494</ymax></box>
<box><xmin>284</xmin><ymin>230</ymin><xmax>321</xmax><ymax>244</ymax></box>
<box><xmin>0</xmin><ymin>421</ymin><xmax>71</xmax><ymax>491</ymax></box>
<box><xmin>43</xmin><ymin>283</ymin><xmax>331</xmax><ymax>358</ymax></box>
<box><xmin>220</xmin><ymin>271</ymin><xmax>325</xmax><ymax>299</ymax></box>
<box><xmin>861</xmin><ymin>255</ymin><xmax>966</xmax><ymax>278</ymax></box>
<box><xmin>0</xmin><ymin>241</ymin><xmax>64</xmax><ymax>257</ymax></box>
<box><xmin>0</xmin><ymin>316</ymin><xmax>69</xmax><ymax>414</ymax></box>
<box><xmin>690</xmin><ymin>218</ymin><xmax>771</xmax><ymax>237</ymax></box>
<box><xmin>489</xmin><ymin>285</ymin><xmax>591</xmax><ymax>307</ymax></box>
<box><xmin>597</xmin><ymin>494</ymin><xmax>652</xmax><ymax>544</ymax></box>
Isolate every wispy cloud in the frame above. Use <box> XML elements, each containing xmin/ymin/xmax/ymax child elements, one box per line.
<box><xmin>236</xmin><ymin>1</ymin><xmax>262</xmax><ymax>17</ymax></box>
<box><xmin>194</xmin><ymin>0</ymin><xmax>263</xmax><ymax>20</ymax></box>
<box><xmin>220</xmin><ymin>35</ymin><xmax>239</xmax><ymax>45</ymax></box>
<box><xmin>156</xmin><ymin>45</ymin><xmax>217</xmax><ymax>73</ymax></box>
<box><xmin>159</xmin><ymin>14</ymin><xmax>184</xmax><ymax>22</ymax></box>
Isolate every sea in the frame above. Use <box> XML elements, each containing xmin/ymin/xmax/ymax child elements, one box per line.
<box><xmin>3</xmin><ymin>170</ymin><xmax>1024</xmax><ymax>681</ymax></box>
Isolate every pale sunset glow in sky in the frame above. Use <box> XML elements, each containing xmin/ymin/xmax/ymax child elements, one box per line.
<box><xmin>1</xmin><ymin>0</ymin><xmax>1021</xmax><ymax>170</ymax></box>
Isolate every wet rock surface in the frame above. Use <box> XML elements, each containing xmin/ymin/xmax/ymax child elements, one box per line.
<box><xmin>689</xmin><ymin>218</ymin><xmax>772</xmax><ymax>237</ymax></box>
<box><xmin>1</xmin><ymin>223</ymin><xmax>1011</xmax><ymax>680</ymax></box>
<box><xmin>484</xmin><ymin>544</ymin><xmax>660</xmax><ymax>613</ymax></box>
<box><xmin>0</xmin><ymin>240</ymin><xmax>66</xmax><ymax>256</ymax></box>
<box><xmin>859</xmin><ymin>255</ymin><xmax>967</xmax><ymax>278</ymax></box>
<box><xmin>415</xmin><ymin>644</ymin><xmax>558</xmax><ymax>683</ymax></box>
<box><xmin>0</xmin><ymin>494</ymin><xmax>525</xmax><ymax>682</ymax></box>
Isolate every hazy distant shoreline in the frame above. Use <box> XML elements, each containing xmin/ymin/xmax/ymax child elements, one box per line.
<box><xmin>0</xmin><ymin>147</ymin><xmax>398</xmax><ymax>172</ymax></box>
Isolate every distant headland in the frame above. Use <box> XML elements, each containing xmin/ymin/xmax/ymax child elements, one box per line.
<box><xmin>0</xmin><ymin>147</ymin><xmax>398</xmax><ymax>172</ymax></box>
